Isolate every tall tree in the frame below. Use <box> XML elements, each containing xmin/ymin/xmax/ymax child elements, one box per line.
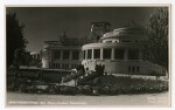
<box><xmin>144</xmin><ymin>8</ymin><xmax>168</xmax><ymax>70</ymax></box>
<box><xmin>6</xmin><ymin>13</ymin><xmax>27</xmax><ymax>68</ymax></box>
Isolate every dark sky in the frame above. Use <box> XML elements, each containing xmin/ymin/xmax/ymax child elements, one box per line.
<box><xmin>7</xmin><ymin>7</ymin><xmax>159</xmax><ymax>52</ymax></box>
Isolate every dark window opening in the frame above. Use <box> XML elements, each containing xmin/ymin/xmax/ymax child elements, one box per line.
<box><xmin>63</xmin><ymin>50</ymin><xmax>70</xmax><ymax>60</ymax></box>
<box><xmin>132</xmin><ymin>66</ymin><xmax>135</xmax><ymax>73</ymax></box>
<box><xmin>49</xmin><ymin>63</ymin><xmax>52</xmax><ymax>68</ymax></box>
<box><xmin>128</xmin><ymin>66</ymin><xmax>131</xmax><ymax>72</ymax></box>
<box><xmin>103</xmin><ymin>48</ymin><xmax>111</xmax><ymax>59</ymax></box>
<box><xmin>54</xmin><ymin>63</ymin><xmax>60</xmax><ymax>68</ymax></box>
<box><xmin>83</xmin><ymin>51</ymin><xmax>86</xmax><ymax>59</ymax></box>
<box><xmin>115</xmin><ymin>49</ymin><xmax>124</xmax><ymax>59</ymax></box>
<box><xmin>54</xmin><ymin>50</ymin><xmax>60</xmax><ymax>59</ymax></box>
<box><xmin>94</xmin><ymin>49</ymin><xmax>100</xmax><ymax>59</ymax></box>
<box><xmin>57</xmin><ymin>64</ymin><xmax>61</xmax><ymax>68</ymax></box>
<box><xmin>87</xmin><ymin>49</ymin><xmax>92</xmax><ymax>59</ymax></box>
<box><xmin>72</xmin><ymin>50</ymin><xmax>79</xmax><ymax>60</ymax></box>
<box><xmin>96</xmin><ymin>36</ymin><xmax>100</xmax><ymax>41</ymax></box>
<box><xmin>128</xmin><ymin>49</ymin><xmax>139</xmax><ymax>60</ymax></box>
<box><xmin>137</xmin><ymin>66</ymin><xmax>140</xmax><ymax>72</ymax></box>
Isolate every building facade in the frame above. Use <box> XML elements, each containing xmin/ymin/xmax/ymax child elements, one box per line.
<box><xmin>82</xmin><ymin>27</ymin><xmax>165</xmax><ymax>75</ymax></box>
<box><xmin>42</xmin><ymin>41</ymin><xmax>82</xmax><ymax>69</ymax></box>
<box><xmin>41</xmin><ymin>24</ymin><xmax>166</xmax><ymax>75</ymax></box>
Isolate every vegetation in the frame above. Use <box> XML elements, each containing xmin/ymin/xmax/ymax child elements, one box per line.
<box><xmin>6</xmin><ymin>13</ymin><xmax>28</xmax><ymax>68</ymax></box>
<box><xmin>123</xmin><ymin>8</ymin><xmax>168</xmax><ymax>71</ymax></box>
<box><xmin>143</xmin><ymin>8</ymin><xmax>168</xmax><ymax>70</ymax></box>
<box><xmin>7</xmin><ymin>69</ymin><xmax>168</xmax><ymax>95</ymax></box>
<box><xmin>93</xmin><ymin>75</ymin><xmax>168</xmax><ymax>95</ymax></box>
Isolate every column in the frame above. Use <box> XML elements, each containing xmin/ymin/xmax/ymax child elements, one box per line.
<box><xmin>69</xmin><ymin>50</ymin><xmax>72</xmax><ymax>68</ymax></box>
<box><xmin>111</xmin><ymin>48</ymin><xmax>115</xmax><ymax>60</ymax></box>
<box><xmin>60</xmin><ymin>50</ymin><xmax>63</xmax><ymax>69</ymax></box>
<box><xmin>48</xmin><ymin>49</ymin><xmax>53</xmax><ymax>68</ymax></box>
<box><xmin>124</xmin><ymin>48</ymin><xmax>128</xmax><ymax>61</ymax></box>
<box><xmin>92</xmin><ymin>49</ymin><xmax>94</xmax><ymax>60</ymax></box>
<box><xmin>100</xmin><ymin>48</ymin><xmax>103</xmax><ymax>60</ymax></box>
<box><xmin>42</xmin><ymin>49</ymin><xmax>49</xmax><ymax>68</ymax></box>
<box><xmin>85</xmin><ymin>50</ymin><xmax>88</xmax><ymax>60</ymax></box>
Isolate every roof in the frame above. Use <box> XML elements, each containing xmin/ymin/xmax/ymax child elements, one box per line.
<box><xmin>91</xmin><ymin>21</ymin><xmax>111</xmax><ymax>25</ymax></box>
<box><xmin>100</xmin><ymin>27</ymin><xmax>146</xmax><ymax>41</ymax></box>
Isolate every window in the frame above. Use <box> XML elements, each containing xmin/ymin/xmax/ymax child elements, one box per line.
<box><xmin>128</xmin><ymin>66</ymin><xmax>139</xmax><ymax>73</ymax></box>
<box><xmin>83</xmin><ymin>50</ymin><xmax>86</xmax><ymax>59</ymax></box>
<box><xmin>128</xmin><ymin>49</ymin><xmax>139</xmax><ymax>60</ymax></box>
<box><xmin>65</xmin><ymin>64</ymin><xmax>69</xmax><ymax>69</ymax></box>
<box><xmin>103</xmin><ymin>48</ymin><xmax>111</xmax><ymax>59</ymax></box>
<box><xmin>56</xmin><ymin>64</ymin><xmax>60</xmax><ymax>68</ymax></box>
<box><xmin>63</xmin><ymin>50</ymin><xmax>70</xmax><ymax>60</ymax></box>
<box><xmin>87</xmin><ymin>49</ymin><xmax>92</xmax><ymax>59</ymax></box>
<box><xmin>54</xmin><ymin>50</ymin><xmax>60</xmax><ymax>59</ymax></box>
<box><xmin>72</xmin><ymin>50</ymin><xmax>79</xmax><ymax>60</ymax></box>
<box><xmin>115</xmin><ymin>49</ymin><xmax>124</xmax><ymax>59</ymax></box>
<box><xmin>94</xmin><ymin>49</ymin><xmax>100</xmax><ymax>59</ymax></box>
<box><xmin>128</xmin><ymin>66</ymin><xmax>131</xmax><ymax>72</ymax></box>
<box><xmin>137</xmin><ymin>66</ymin><xmax>140</xmax><ymax>72</ymax></box>
<box><xmin>49</xmin><ymin>63</ymin><xmax>53</xmax><ymax>68</ymax></box>
<box><xmin>132</xmin><ymin>66</ymin><xmax>135</xmax><ymax>73</ymax></box>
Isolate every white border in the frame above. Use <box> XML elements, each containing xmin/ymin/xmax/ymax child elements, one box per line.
<box><xmin>2</xmin><ymin>0</ymin><xmax>174</xmax><ymax>6</ymax></box>
<box><xmin>0</xmin><ymin>0</ymin><xmax>175</xmax><ymax>110</ymax></box>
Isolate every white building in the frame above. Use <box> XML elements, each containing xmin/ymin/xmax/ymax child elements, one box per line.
<box><xmin>42</xmin><ymin>40</ymin><xmax>81</xmax><ymax>69</ymax></box>
<box><xmin>82</xmin><ymin>27</ymin><xmax>165</xmax><ymax>75</ymax></box>
<box><xmin>41</xmin><ymin>24</ymin><xmax>166</xmax><ymax>75</ymax></box>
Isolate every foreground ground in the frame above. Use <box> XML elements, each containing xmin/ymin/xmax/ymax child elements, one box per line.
<box><xmin>7</xmin><ymin>91</ymin><xmax>170</xmax><ymax>106</ymax></box>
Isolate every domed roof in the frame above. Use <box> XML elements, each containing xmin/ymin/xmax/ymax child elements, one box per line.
<box><xmin>100</xmin><ymin>27</ymin><xmax>145</xmax><ymax>41</ymax></box>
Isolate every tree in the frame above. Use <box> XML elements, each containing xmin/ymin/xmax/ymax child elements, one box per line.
<box><xmin>143</xmin><ymin>8</ymin><xmax>168</xmax><ymax>70</ymax></box>
<box><xmin>6</xmin><ymin>13</ymin><xmax>27</xmax><ymax>68</ymax></box>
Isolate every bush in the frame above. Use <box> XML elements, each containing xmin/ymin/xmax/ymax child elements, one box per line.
<box><xmin>77</xmin><ymin>85</ymin><xmax>92</xmax><ymax>95</ymax></box>
<box><xmin>59</xmin><ymin>86</ymin><xmax>78</xmax><ymax>95</ymax></box>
